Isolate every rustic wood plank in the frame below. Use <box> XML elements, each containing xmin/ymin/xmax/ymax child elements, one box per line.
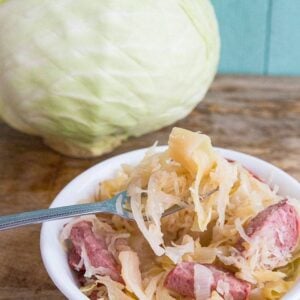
<box><xmin>0</xmin><ymin>75</ymin><xmax>299</xmax><ymax>299</ymax></box>
<box><xmin>268</xmin><ymin>0</ymin><xmax>300</xmax><ymax>75</ymax></box>
<box><xmin>211</xmin><ymin>0</ymin><xmax>270</xmax><ymax>74</ymax></box>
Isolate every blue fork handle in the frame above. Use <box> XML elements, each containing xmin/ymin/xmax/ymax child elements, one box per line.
<box><xmin>0</xmin><ymin>192</ymin><xmax>128</xmax><ymax>231</ymax></box>
<box><xmin>0</xmin><ymin>202</ymin><xmax>110</xmax><ymax>231</ymax></box>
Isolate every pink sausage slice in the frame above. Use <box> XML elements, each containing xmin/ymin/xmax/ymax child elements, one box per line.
<box><xmin>68</xmin><ymin>221</ymin><xmax>122</xmax><ymax>282</ymax></box>
<box><xmin>164</xmin><ymin>262</ymin><xmax>251</xmax><ymax>300</ymax></box>
<box><xmin>237</xmin><ymin>200</ymin><xmax>299</xmax><ymax>268</ymax></box>
<box><xmin>68</xmin><ymin>244</ymin><xmax>82</xmax><ymax>270</ymax></box>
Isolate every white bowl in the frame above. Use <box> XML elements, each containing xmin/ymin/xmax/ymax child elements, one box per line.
<box><xmin>40</xmin><ymin>147</ymin><xmax>300</xmax><ymax>300</ymax></box>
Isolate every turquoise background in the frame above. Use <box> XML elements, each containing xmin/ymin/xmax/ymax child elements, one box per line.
<box><xmin>211</xmin><ymin>0</ymin><xmax>300</xmax><ymax>75</ymax></box>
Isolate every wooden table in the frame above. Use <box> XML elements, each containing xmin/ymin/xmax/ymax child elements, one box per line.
<box><xmin>0</xmin><ymin>75</ymin><xmax>299</xmax><ymax>299</ymax></box>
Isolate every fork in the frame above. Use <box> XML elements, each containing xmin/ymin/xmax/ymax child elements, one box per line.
<box><xmin>0</xmin><ymin>191</ymin><xmax>183</xmax><ymax>231</ymax></box>
<box><xmin>0</xmin><ymin>187</ymin><xmax>220</xmax><ymax>231</ymax></box>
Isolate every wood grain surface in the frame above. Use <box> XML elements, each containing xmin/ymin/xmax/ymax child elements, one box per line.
<box><xmin>211</xmin><ymin>0</ymin><xmax>300</xmax><ymax>76</ymax></box>
<box><xmin>0</xmin><ymin>75</ymin><xmax>299</xmax><ymax>299</ymax></box>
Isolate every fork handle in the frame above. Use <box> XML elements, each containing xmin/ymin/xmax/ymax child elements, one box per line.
<box><xmin>0</xmin><ymin>201</ymin><xmax>113</xmax><ymax>231</ymax></box>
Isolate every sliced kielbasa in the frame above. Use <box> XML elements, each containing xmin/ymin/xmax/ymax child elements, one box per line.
<box><xmin>164</xmin><ymin>262</ymin><xmax>251</xmax><ymax>300</ymax></box>
<box><xmin>68</xmin><ymin>221</ymin><xmax>122</xmax><ymax>282</ymax></box>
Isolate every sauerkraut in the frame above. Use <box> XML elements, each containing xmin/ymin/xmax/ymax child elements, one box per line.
<box><xmin>61</xmin><ymin>127</ymin><xmax>300</xmax><ymax>300</ymax></box>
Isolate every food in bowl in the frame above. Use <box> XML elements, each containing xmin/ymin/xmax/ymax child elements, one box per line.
<box><xmin>60</xmin><ymin>128</ymin><xmax>300</xmax><ymax>299</ymax></box>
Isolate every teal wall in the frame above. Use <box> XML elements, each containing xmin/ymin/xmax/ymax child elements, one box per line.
<box><xmin>211</xmin><ymin>0</ymin><xmax>300</xmax><ymax>75</ymax></box>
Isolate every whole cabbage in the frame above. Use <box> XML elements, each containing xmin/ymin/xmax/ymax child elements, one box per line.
<box><xmin>0</xmin><ymin>0</ymin><xmax>219</xmax><ymax>157</ymax></box>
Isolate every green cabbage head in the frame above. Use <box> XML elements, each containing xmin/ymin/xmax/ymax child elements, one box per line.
<box><xmin>0</xmin><ymin>0</ymin><xmax>219</xmax><ymax>157</ymax></box>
